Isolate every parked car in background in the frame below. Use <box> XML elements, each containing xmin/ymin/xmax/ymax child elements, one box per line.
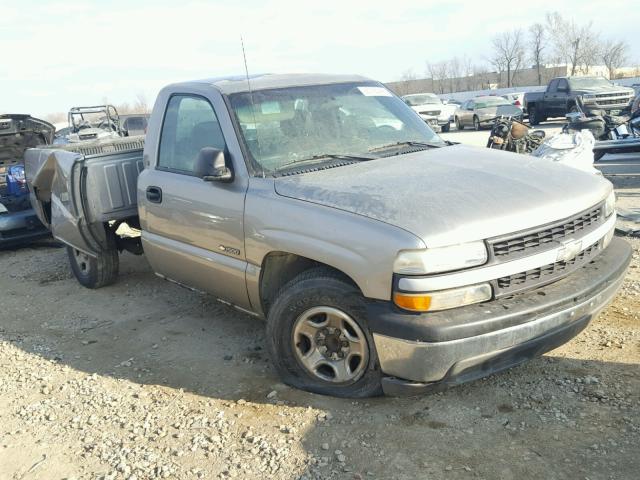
<box><xmin>0</xmin><ymin>114</ymin><xmax>54</xmax><ymax>246</ymax></box>
<box><xmin>454</xmin><ymin>96</ymin><xmax>523</xmax><ymax>130</ymax></box>
<box><xmin>120</xmin><ymin>114</ymin><xmax>150</xmax><ymax>136</ymax></box>
<box><xmin>501</xmin><ymin>92</ymin><xmax>526</xmax><ymax>113</ymax></box>
<box><xmin>524</xmin><ymin>76</ymin><xmax>635</xmax><ymax>125</ymax></box>
<box><xmin>26</xmin><ymin>73</ymin><xmax>628</xmax><ymax>398</ymax></box>
<box><xmin>402</xmin><ymin>93</ymin><xmax>452</xmax><ymax>132</ymax></box>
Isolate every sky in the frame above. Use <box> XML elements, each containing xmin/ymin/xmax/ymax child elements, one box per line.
<box><xmin>1</xmin><ymin>0</ymin><xmax>639</xmax><ymax>118</ymax></box>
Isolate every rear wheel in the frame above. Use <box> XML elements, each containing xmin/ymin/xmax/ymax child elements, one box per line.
<box><xmin>528</xmin><ymin>106</ymin><xmax>539</xmax><ymax>126</ymax></box>
<box><xmin>473</xmin><ymin>116</ymin><xmax>481</xmax><ymax>131</ymax></box>
<box><xmin>67</xmin><ymin>231</ymin><xmax>119</xmax><ymax>289</ymax></box>
<box><xmin>266</xmin><ymin>268</ymin><xmax>383</xmax><ymax>398</ymax></box>
<box><xmin>455</xmin><ymin>116</ymin><xmax>464</xmax><ymax>130</ymax></box>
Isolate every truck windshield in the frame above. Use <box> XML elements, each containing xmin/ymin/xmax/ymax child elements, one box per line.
<box><xmin>228</xmin><ymin>83</ymin><xmax>445</xmax><ymax>175</ymax></box>
<box><xmin>568</xmin><ymin>77</ymin><xmax>612</xmax><ymax>89</ymax></box>
<box><xmin>403</xmin><ymin>94</ymin><xmax>441</xmax><ymax>106</ymax></box>
<box><xmin>474</xmin><ymin>97</ymin><xmax>511</xmax><ymax>108</ymax></box>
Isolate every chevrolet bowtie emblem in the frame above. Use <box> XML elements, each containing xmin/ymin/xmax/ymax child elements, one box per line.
<box><xmin>557</xmin><ymin>238</ymin><xmax>583</xmax><ymax>263</ymax></box>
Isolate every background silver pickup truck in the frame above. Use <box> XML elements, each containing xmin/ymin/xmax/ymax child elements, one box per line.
<box><xmin>25</xmin><ymin>74</ymin><xmax>631</xmax><ymax>397</ymax></box>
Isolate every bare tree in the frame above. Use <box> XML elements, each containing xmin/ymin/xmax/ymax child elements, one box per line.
<box><xmin>395</xmin><ymin>69</ymin><xmax>417</xmax><ymax>96</ymax></box>
<box><xmin>601</xmin><ymin>39</ymin><xmax>628</xmax><ymax>79</ymax></box>
<box><xmin>44</xmin><ymin>112</ymin><xmax>66</xmax><ymax>124</ymax></box>
<box><xmin>133</xmin><ymin>93</ymin><xmax>150</xmax><ymax>113</ymax></box>
<box><xmin>491</xmin><ymin>29</ymin><xmax>525</xmax><ymax>88</ymax></box>
<box><xmin>427</xmin><ymin>61</ymin><xmax>449</xmax><ymax>94</ymax></box>
<box><xmin>461</xmin><ymin>55</ymin><xmax>474</xmax><ymax>90</ymax></box>
<box><xmin>449</xmin><ymin>57</ymin><xmax>462</xmax><ymax>92</ymax></box>
<box><xmin>546</xmin><ymin>12</ymin><xmax>600</xmax><ymax>75</ymax></box>
<box><xmin>529</xmin><ymin>23</ymin><xmax>546</xmax><ymax>85</ymax></box>
<box><xmin>473</xmin><ymin>64</ymin><xmax>492</xmax><ymax>90</ymax></box>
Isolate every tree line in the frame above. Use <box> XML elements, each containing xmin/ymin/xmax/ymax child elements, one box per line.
<box><xmin>397</xmin><ymin>11</ymin><xmax>632</xmax><ymax>94</ymax></box>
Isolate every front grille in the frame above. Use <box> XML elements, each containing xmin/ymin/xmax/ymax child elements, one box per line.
<box><xmin>490</xmin><ymin>204</ymin><xmax>603</xmax><ymax>260</ymax></box>
<box><xmin>495</xmin><ymin>242</ymin><xmax>601</xmax><ymax>295</ymax></box>
<box><xmin>420</xmin><ymin>110</ymin><xmax>441</xmax><ymax>115</ymax></box>
<box><xmin>592</xmin><ymin>92</ymin><xmax>630</xmax><ymax>99</ymax></box>
<box><xmin>596</xmin><ymin>98</ymin><xmax>631</xmax><ymax>107</ymax></box>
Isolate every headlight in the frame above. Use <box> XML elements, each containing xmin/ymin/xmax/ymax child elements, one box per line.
<box><xmin>394</xmin><ymin>283</ymin><xmax>492</xmax><ymax>312</ymax></box>
<box><xmin>604</xmin><ymin>191</ymin><xmax>615</xmax><ymax>217</ymax></box>
<box><xmin>393</xmin><ymin>241</ymin><xmax>488</xmax><ymax>275</ymax></box>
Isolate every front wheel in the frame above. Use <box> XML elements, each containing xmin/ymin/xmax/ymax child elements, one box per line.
<box><xmin>67</xmin><ymin>233</ymin><xmax>119</xmax><ymax>289</ymax></box>
<box><xmin>440</xmin><ymin>122</ymin><xmax>450</xmax><ymax>133</ymax></box>
<box><xmin>266</xmin><ymin>268</ymin><xmax>383</xmax><ymax>398</ymax></box>
<box><xmin>455</xmin><ymin>116</ymin><xmax>464</xmax><ymax>130</ymax></box>
<box><xmin>473</xmin><ymin>116</ymin><xmax>481</xmax><ymax>131</ymax></box>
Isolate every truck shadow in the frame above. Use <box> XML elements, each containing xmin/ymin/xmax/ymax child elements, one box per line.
<box><xmin>1</xmin><ymin>247</ymin><xmax>638</xmax><ymax>479</ymax></box>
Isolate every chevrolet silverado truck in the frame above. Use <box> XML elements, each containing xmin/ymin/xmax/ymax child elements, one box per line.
<box><xmin>0</xmin><ymin>114</ymin><xmax>54</xmax><ymax>246</ymax></box>
<box><xmin>525</xmin><ymin>76</ymin><xmax>634</xmax><ymax>125</ymax></box>
<box><xmin>25</xmin><ymin>74</ymin><xmax>630</xmax><ymax>397</ymax></box>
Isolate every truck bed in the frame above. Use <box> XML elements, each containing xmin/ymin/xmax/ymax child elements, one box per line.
<box><xmin>25</xmin><ymin>137</ymin><xmax>144</xmax><ymax>255</ymax></box>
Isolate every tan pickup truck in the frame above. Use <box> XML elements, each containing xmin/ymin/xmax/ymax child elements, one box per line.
<box><xmin>25</xmin><ymin>74</ymin><xmax>630</xmax><ymax>397</ymax></box>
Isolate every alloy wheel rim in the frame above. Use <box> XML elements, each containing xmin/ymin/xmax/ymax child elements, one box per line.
<box><xmin>292</xmin><ymin>306</ymin><xmax>369</xmax><ymax>383</ymax></box>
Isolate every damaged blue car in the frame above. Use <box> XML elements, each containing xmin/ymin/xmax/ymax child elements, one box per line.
<box><xmin>0</xmin><ymin>114</ymin><xmax>54</xmax><ymax>247</ymax></box>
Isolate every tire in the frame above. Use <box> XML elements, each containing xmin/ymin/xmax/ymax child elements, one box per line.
<box><xmin>473</xmin><ymin>116</ymin><xmax>481</xmax><ymax>131</ymax></box>
<box><xmin>455</xmin><ymin>116</ymin><xmax>464</xmax><ymax>130</ymax></box>
<box><xmin>266</xmin><ymin>267</ymin><xmax>383</xmax><ymax>398</ymax></box>
<box><xmin>67</xmin><ymin>232</ymin><xmax>119</xmax><ymax>289</ymax></box>
<box><xmin>528</xmin><ymin>106</ymin><xmax>539</xmax><ymax>126</ymax></box>
<box><xmin>441</xmin><ymin>122</ymin><xmax>450</xmax><ymax>133</ymax></box>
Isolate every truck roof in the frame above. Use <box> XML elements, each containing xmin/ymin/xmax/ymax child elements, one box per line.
<box><xmin>177</xmin><ymin>73</ymin><xmax>373</xmax><ymax>94</ymax></box>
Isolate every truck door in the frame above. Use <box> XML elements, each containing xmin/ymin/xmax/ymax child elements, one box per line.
<box><xmin>544</xmin><ymin>79</ymin><xmax>561</xmax><ymax>117</ymax></box>
<box><xmin>138</xmin><ymin>92</ymin><xmax>251</xmax><ymax>309</ymax></box>
<box><xmin>555</xmin><ymin>79</ymin><xmax>570</xmax><ymax>115</ymax></box>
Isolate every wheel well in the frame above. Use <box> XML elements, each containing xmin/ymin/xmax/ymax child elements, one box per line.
<box><xmin>259</xmin><ymin>252</ymin><xmax>356</xmax><ymax>316</ymax></box>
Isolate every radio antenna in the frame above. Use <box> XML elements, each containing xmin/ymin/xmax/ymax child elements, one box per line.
<box><xmin>241</xmin><ymin>36</ymin><xmax>265</xmax><ymax>177</ymax></box>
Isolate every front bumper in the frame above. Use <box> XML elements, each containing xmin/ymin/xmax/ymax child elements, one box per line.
<box><xmin>0</xmin><ymin>208</ymin><xmax>49</xmax><ymax>246</ymax></box>
<box><xmin>368</xmin><ymin>238</ymin><xmax>631</xmax><ymax>395</ymax></box>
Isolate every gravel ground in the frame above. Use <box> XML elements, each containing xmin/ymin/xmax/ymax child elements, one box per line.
<box><xmin>1</xmin><ymin>125</ymin><xmax>638</xmax><ymax>479</ymax></box>
<box><xmin>0</xmin><ymin>234</ymin><xmax>638</xmax><ymax>480</ymax></box>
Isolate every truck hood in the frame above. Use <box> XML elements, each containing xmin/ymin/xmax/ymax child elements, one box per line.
<box><xmin>273</xmin><ymin>145</ymin><xmax>611</xmax><ymax>247</ymax></box>
<box><xmin>573</xmin><ymin>84</ymin><xmax>634</xmax><ymax>95</ymax></box>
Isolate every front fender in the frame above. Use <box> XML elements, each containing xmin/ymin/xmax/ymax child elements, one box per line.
<box><xmin>244</xmin><ymin>179</ymin><xmax>425</xmax><ymax>303</ymax></box>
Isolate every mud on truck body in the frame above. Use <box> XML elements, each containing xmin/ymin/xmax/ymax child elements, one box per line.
<box><xmin>26</xmin><ymin>74</ymin><xmax>631</xmax><ymax>397</ymax></box>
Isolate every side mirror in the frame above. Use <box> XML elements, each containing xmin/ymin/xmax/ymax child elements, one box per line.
<box><xmin>195</xmin><ymin>147</ymin><xmax>233</xmax><ymax>183</ymax></box>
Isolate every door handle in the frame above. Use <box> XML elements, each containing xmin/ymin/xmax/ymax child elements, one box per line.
<box><xmin>146</xmin><ymin>186</ymin><xmax>162</xmax><ymax>203</ymax></box>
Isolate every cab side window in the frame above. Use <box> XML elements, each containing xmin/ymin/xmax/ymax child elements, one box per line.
<box><xmin>158</xmin><ymin>95</ymin><xmax>226</xmax><ymax>174</ymax></box>
<box><xmin>548</xmin><ymin>79</ymin><xmax>559</xmax><ymax>93</ymax></box>
<box><xmin>557</xmin><ymin>79</ymin><xmax>569</xmax><ymax>92</ymax></box>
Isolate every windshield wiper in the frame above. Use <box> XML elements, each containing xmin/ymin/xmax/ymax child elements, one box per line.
<box><xmin>368</xmin><ymin>141</ymin><xmax>445</xmax><ymax>153</ymax></box>
<box><xmin>274</xmin><ymin>153</ymin><xmax>375</xmax><ymax>172</ymax></box>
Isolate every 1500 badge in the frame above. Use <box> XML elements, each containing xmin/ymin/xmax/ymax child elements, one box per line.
<box><xmin>218</xmin><ymin>245</ymin><xmax>241</xmax><ymax>256</ymax></box>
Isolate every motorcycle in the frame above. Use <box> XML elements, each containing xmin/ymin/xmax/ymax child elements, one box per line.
<box><xmin>486</xmin><ymin>116</ymin><xmax>546</xmax><ymax>154</ymax></box>
<box><xmin>567</xmin><ymin>97</ymin><xmax>640</xmax><ymax>160</ymax></box>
